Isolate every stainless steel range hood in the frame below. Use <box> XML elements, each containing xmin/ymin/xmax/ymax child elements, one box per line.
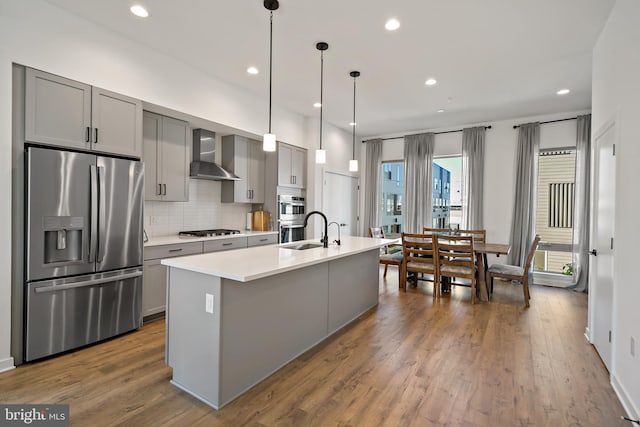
<box><xmin>190</xmin><ymin>129</ymin><xmax>240</xmax><ymax>180</ymax></box>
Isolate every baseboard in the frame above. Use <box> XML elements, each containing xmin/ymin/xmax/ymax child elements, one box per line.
<box><xmin>0</xmin><ymin>356</ymin><xmax>16</xmax><ymax>373</ymax></box>
<box><xmin>611</xmin><ymin>373</ymin><xmax>640</xmax><ymax>423</ymax></box>
<box><xmin>584</xmin><ymin>327</ymin><xmax>592</xmax><ymax>343</ymax></box>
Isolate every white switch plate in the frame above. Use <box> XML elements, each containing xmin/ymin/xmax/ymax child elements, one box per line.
<box><xmin>205</xmin><ymin>293</ymin><xmax>214</xmax><ymax>314</ymax></box>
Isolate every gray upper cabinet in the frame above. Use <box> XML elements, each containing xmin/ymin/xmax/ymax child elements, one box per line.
<box><xmin>25</xmin><ymin>68</ymin><xmax>143</xmax><ymax>158</ymax></box>
<box><xmin>221</xmin><ymin>135</ymin><xmax>265</xmax><ymax>203</ymax></box>
<box><xmin>278</xmin><ymin>142</ymin><xmax>306</xmax><ymax>188</ymax></box>
<box><xmin>143</xmin><ymin>111</ymin><xmax>190</xmax><ymax>202</ymax></box>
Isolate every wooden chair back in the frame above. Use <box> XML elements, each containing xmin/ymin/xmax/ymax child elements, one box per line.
<box><xmin>524</xmin><ymin>235</ymin><xmax>542</xmax><ymax>270</ymax></box>
<box><xmin>423</xmin><ymin>227</ymin><xmax>450</xmax><ymax>234</ymax></box>
<box><xmin>401</xmin><ymin>232</ymin><xmax>439</xmax><ymax>296</ymax></box>
<box><xmin>436</xmin><ymin>234</ymin><xmax>478</xmax><ymax>303</ymax></box>
<box><xmin>458</xmin><ymin>229</ymin><xmax>486</xmax><ymax>244</ymax></box>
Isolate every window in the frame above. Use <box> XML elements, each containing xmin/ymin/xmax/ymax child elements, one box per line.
<box><xmin>534</xmin><ymin>149</ymin><xmax>576</xmax><ymax>276</ymax></box>
<box><xmin>381</xmin><ymin>161</ymin><xmax>404</xmax><ymax>235</ymax></box>
<box><xmin>433</xmin><ymin>157</ymin><xmax>462</xmax><ymax>229</ymax></box>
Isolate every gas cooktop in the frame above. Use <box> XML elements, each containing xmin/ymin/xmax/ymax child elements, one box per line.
<box><xmin>179</xmin><ymin>229</ymin><xmax>241</xmax><ymax>237</ymax></box>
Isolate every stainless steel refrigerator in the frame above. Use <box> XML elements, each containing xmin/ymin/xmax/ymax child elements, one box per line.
<box><xmin>24</xmin><ymin>146</ymin><xmax>144</xmax><ymax>361</ymax></box>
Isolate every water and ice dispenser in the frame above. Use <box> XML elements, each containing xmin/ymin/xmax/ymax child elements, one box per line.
<box><xmin>43</xmin><ymin>216</ymin><xmax>84</xmax><ymax>265</ymax></box>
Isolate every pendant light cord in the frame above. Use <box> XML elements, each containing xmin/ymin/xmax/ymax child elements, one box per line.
<box><xmin>352</xmin><ymin>76</ymin><xmax>356</xmax><ymax>159</ymax></box>
<box><xmin>268</xmin><ymin>11</ymin><xmax>273</xmax><ymax>133</ymax></box>
<box><xmin>319</xmin><ymin>50</ymin><xmax>324</xmax><ymax>150</ymax></box>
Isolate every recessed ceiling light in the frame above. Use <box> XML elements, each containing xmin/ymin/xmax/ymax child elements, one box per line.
<box><xmin>385</xmin><ymin>18</ymin><xmax>400</xmax><ymax>31</ymax></box>
<box><xmin>437</xmin><ymin>109</ymin><xmax>445</xmax><ymax>113</ymax></box>
<box><xmin>557</xmin><ymin>88</ymin><xmax>570</xmax><ymax>95</ymax></box>
<box><xmin>247</xmin><ymin>66</ymin><xmax>259</xmax><ymax>75</ymax></box>
<box><xmin>349</xmin><ymin>122</ymin><xmax>357</xmax><ymax>126</ymax></box>
<box><xmin>425</xmin><ymin>78</ymin><xmax>437</xmax><ymax>86</ymax></box>
<box><xmin>313</xmin><ymin>102</ymin><xmax>322</xmax><ymax>108</ymax></box>
<box><xmin>130</xmin><ymin>5</ymin><xmax>149</xmax><ymax>18</ymax></box>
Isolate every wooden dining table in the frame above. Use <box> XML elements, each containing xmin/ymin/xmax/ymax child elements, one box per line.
<box><xmin>474</xmin><ymin>242</ymin><xmax>511</xmax><ymax>301</ymax></box>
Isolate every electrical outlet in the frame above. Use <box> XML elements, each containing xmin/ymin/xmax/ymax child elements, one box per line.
<box><xmin>205</xmin><ymin>293</ymin><xmax>214</xmax><ymax>314</ymax></box>
<box><xmin>631</xmin><ymin>336</ymin><xmax>636</xmax><ymax>357</ymax></box>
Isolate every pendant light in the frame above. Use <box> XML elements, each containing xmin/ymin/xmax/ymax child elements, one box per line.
<box><xmin>348</xmin><ymin>71</ymin><xmax>360</xmax><ymax>172</ymax></box>
<box><xmin>263</xmin><ymin>0</ymin><xmax>279</xmax><ymax>152</ymax></box>
<box><xmin>315</xmin><ymin>42</ymin><xmax>328</xmax><ymax>164</ymax></box>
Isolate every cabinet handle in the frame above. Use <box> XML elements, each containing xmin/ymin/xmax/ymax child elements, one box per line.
<box><xmin>247</xmin><ymin>190</ymin><xmax>251</xmax><ymax>199</ymax></box>
<box><xmin>169</xmin><ymin>248</ymin><xmax>183</xmax><ymax>253</ymax></box>
<box><xmin>86</xmin><ymin>127</ymin><xmax>91</xmax><ymax>143</ymax></box>
<box><xmin>250</xmin><ymin>189</ymin><xmax>254</xmax><ymax>199</ymax></box>
<box><xmin>290</xmin><ymin>175</ymin><xmax>294</xmax><ymax>184</ymax></box>
<box><xmin>157</xmin><ymin>184</ymin><xmax>162</xmax><ymax>196</ymax></box>
<box><xmin>94</xmin><ymin>128</ymin><xmax>98</xmax><ymax>144</ymax></box>
<box><xmin>222</xmin><ymin>242</ymin><xmax>233</xmax><ymax>246</ymax></box>
<box><xmin>259</xmin><ymin>238</ymin><xmax>268</xmax><ymax>242</ymax></box>
<box><xmin>163</xmin><ymin>184</ymin><xmax>167</xmax><ymax>195</ymax></box>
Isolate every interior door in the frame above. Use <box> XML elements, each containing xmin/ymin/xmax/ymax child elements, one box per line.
<box><xmin>323</xmin><ymin>171</ymin><xmax>359</xmax><ymax>238</ymax></box>
<box><xmin>589</xmin><ymin>121</ymin><xmax>616</xmax><ymax>371</ymax></box>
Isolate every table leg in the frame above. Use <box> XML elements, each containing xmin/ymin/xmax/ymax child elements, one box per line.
<box><xmin>477</xmin><ymin>252</ymin><xmax>489</xmax><ymax>302</ymax></box>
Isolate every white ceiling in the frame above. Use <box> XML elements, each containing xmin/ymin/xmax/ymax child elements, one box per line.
<box><xmin>44</xmin><ymin>0</ymin><xmax>614</xmax><ymax>137</ymax></box>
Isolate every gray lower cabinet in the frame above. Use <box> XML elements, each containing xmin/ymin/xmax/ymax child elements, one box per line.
<box><xmin>25</xmin><ymin>67</ymin><xmax>143</xmax><ymax>158</ymax></box>
<box><xmin>247</xmin><ymin>234</ymin><xmax>277</xmax><ymax>247</ymax></box>
<box><xmin>142</xmin><ymin>235</ymin><xmax>275</xmax><ymax>318</ymax></box>
<box><xmin>143</xmin><ymin>241</ymin><xmax>203</xmax><ymax>318</ymax></box>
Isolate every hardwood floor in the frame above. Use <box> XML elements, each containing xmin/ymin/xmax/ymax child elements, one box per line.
<box><xmin>0</xmin><ymin>270</ymin><xmax>628</xmax><ymax>426</ymax></box>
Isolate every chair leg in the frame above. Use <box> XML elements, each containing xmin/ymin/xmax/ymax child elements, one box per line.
<box><xmin>383</xmin><ymin>264</ymin><xmax>388</xmax><ymax>278</ymax></box>
<box><xmin>471</xmin><ymin>278</ymin><xmax>476</xmax><ymax>305</ymax></box>
<box><xmin>400</xmin><ymin>263</ymin><xmax>406</xmax><ymax>290</ymax></box>
<box><xmin>523</xmin><ymin>277</ymin><xmax>530</xmax><ymax>308</ymax></box>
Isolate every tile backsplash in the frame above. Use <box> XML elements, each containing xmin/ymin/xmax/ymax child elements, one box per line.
<box><xmin>144</xmin><ymin>179</ymin><xmax>251</xmax><ymax>237</ymax></box>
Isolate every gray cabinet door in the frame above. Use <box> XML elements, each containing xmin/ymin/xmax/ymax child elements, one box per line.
<box><xmin>143</xmin><ymin>112</ymin><xmax>162</xmax><ymax>201</ymax></box>
<box><xmin>278</xmin><ymin>143</ymin><xmax>293</xmax><ymax>186</ymax></box>
<box><xmin>291</xmin><ymin>147</ymin><xmax>306</xmax><ymax>188</ymax></box>
<box><xmin>25</xmin><ymin>68</ymin><xmax>92</xmax><ymax>150</ymax></box>
<box><xmin>160</xmin><ymin>116</ymin><xmax>189</xmax><ymax>202</ymax></box>
<box><xmin>221</xmin><ymin>135</ymin><xmax>264</xmax><ymax>203</ymax></box>
<box><xmin>142</xmin><ymin>112</ymin><xmax>189</xmax><ymax>202</ymax></box>
<box><xmin>91</xmin><ymin>87</ymin><xmax>143</xmax><ymax>158</ymax></box>
<box><xmin>142</xmin><ymin>259</ymin><xmax>166</xmax><ymax>317</ymax></box>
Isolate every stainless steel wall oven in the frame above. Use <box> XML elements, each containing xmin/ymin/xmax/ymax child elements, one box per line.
<box><xmin>278</xmin><ymin>194</ymin><xmax>306</xmax><ymax>243</ymax></box>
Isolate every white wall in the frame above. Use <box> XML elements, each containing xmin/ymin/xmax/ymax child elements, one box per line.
<box><xmin>592</xmin><ymin>0</ymin><xmax>640</xmax><ymax>418</ymax></box>
<box><xmin>361</xmin><ymin>111</ymin><xmax>585</xmax><ymax>254</ymax></box>
<box><xmin>0</xmin><ymin>0</ymin><xmax>312</xmax><ymax>370</ymax></box>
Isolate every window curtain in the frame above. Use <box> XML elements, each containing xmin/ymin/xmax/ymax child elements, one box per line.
<box><xmin>404</xmin><ymin>133</ymin><xmax>434</xmax><ymax>233</ymax></box>
<box><xmin>508</xmin><ymin>123</ymin><xmax>540</xmax><ymax>266</ymax></box>
<box><xmin>570</xmin><ymin>115</ymin><xmax>591</xmax><ymax>291</ymax></box>
<box><xmin>363</xmin><ymin>139</ymin><xmax>383</xmax><ymax>234</ymax></box>
<box><xmin>461</xmin><ymin>126</ymin><xmax>486</xmax><ymax>229</ymax></box>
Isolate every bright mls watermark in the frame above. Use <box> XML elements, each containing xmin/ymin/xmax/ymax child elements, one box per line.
<box><xmin>0</xmin><ymin>405</ymin><xmax>68</xmax><ymax>426</ymax></box>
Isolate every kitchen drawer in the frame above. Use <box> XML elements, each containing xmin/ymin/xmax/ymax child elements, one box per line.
<box><xmin>203</xmin><ymin>237</ymin><xmax>248</xmax><ymax>253</ymax></box>
<box><xmin>144</xmin><ymin>241</ymin><xmax>203</xmax><ymax>261</ymax></box>
<box><xmin>247</xmin><ymin>234</ymin><xmax>277</xmax><ymax>247</ymax></box>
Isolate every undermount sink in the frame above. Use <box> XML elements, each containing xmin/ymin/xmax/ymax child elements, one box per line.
<box><xmin>282</xmin><ymin>243</ymin><xmax>324</xmax><ymax>250</ymax></box>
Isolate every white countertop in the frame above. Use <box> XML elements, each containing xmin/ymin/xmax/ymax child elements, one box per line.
<box><xmin>161</xmin><ymin>236</ymin><xmax>393</xmax><ymax>282</ymax></box>
<box><xmin>144</xmin><ymin>230</ymin><xmax>278</xmax><ymax>247</ymax></box>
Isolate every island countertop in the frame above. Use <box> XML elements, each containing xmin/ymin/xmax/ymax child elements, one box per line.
<box><xmin>161</xmin><ymin>236</ymin><xmax>393</xmax><ymax>282</ymax></box>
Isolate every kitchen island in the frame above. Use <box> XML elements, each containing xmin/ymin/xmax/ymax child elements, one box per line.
<box><xmin>161</xmin><ymin>236</ymin><xmax>392</xmax><ymax>409</ymax></box>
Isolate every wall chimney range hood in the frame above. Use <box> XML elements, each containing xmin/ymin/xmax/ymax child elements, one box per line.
<box><xmin>190</xmin><ymin>129</ymin><xmax>240</xmax><ymax>181</ymax></box>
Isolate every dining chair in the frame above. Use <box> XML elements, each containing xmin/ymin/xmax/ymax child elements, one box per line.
<box><xmin>436</xmin><ymin>234</ymin><xmax>478</xmax><ymax>304</ymax></box>
<box><xmin>457</xmin><ymin>229</ymin><xmax>486</xmax><ymax>243</ymax></box>
<box><xmin>423</xmin><ymin>227</ymin><xmax>450</xmax><ymax>234</ymax></box>
<box><xmin>401</xmin><ymin>233</ymin><xmax>439</xmax><ymax>295</ymax></box>
<box><xmin>369</xmin><ymin>227</ymin><xmax>402</xmax><ymax>279</ymax></box>
<box><xmin>486</xmin><ymin>235</ymin><xmax>541</xmax><ymax>307</ymax></box>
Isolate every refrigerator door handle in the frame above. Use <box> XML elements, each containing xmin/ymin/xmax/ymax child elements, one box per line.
<box><xmin>33</xmin><ymin>271</ymin><xmax>143</xmax><ymax>294</ymax></box>
<box><xmin>89</xmin><ymin>164</ymin><xmax>98</xmax><ymax>262</ymax></box>
<box><xmin>97</xmin><ymin>166</ymin><xmax>106</xmax><ymax>262</ymax></box>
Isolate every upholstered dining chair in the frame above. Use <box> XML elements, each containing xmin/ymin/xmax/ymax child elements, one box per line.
<box><xmin>487</xmin><ymin>235</ymin><xmax>541</xmax><ymax>307</ymax></box>
<box><xmin>369</xmin><ymin>227</ymin><xmax>402</xmax><ymax>279</ymax></box>
<box><xmin>401</xmin><ymin>232</ymin><xmax>438</xmax><ymax>295</ymax></box>
<box><xmin>436</xmin><ymin>234</ymin><xmax>478</xmax><ymax>304</ymax></box>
